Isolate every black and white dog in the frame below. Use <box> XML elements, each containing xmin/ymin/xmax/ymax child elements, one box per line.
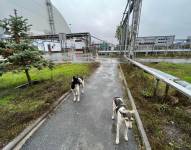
<box><xmin>71</xmin><ymin>76</ymin><xmax>84</xmax><ymax>102</ymax></box>
<box><xmin>112</xmin><ymin>97</ymin><xmax>135</xmax><ymax>144</ymax></box>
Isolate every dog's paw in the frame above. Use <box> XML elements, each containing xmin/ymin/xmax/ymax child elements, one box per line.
<box><xmin>73</xmin><ymin>98</ymin><xmax>76</xmax><ymax>102</ymax></box>
<box><xmin>124</xmin><ymin>136</ymin><xmax>128</xmax><ymax>142</ymax></box>
<box><xmin>112</xmin><ymin>116</ymin><xmax>115</xmax><ymax>120</ymax></box>
<box><xmin>115</xmin><ymin>140</ymin><xmax>119</xmax><ymax>145</ymax></box>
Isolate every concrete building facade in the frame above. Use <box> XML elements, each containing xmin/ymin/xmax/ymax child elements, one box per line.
<box><xmin>136</xmin><ymin>35</ymin><xmax>175</xmax><ymax>50</ymax></box>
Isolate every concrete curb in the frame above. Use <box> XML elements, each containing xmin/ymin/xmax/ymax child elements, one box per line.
<box><xmin>119</xmin><ymin>64</ymin><xmax>152</xmax><ymax>150</ymax></box>
<box><xmin>3</xmin><ymin>91</ymin><xmax>71</xmax><ymax>150</ymax></box>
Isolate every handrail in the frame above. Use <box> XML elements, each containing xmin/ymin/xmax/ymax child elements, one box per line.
<box><xmin>98</xmin><ymin>49</ymin><xmax>191</xmax><ymax>53</ymax></box>
<box><xmin>125</xmin><ymin>57</ymin><xmax>191</xmax><ymax>98</ymax></box>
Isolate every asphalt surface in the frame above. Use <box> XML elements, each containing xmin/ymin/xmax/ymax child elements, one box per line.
<box><xmin>22</xmin><ymin>58</ymin><xmax>138</xmax><ymax>150</ymax></box>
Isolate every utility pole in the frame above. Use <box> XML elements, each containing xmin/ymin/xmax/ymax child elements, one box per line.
<box><xmin>46</xmin><ymin>0</ymin><xmax>56</xmax><ymax>35</ymax></box>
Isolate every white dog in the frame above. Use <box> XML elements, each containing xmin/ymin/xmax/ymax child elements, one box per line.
<box><xmin>71</xmin><ymin>76</ymin><xmax>84</xmax><ymax>102</ymax></box>
<box><xmin>112</xmin><ymin>97</ymin><xmax>134</xmax><ymax>145</ymax></box>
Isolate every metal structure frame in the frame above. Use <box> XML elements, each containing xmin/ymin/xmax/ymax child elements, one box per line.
<box><xmin>46</xmin><ymin>0</ymin><xmax>56</xmax><ymax>35</ymax></box>
<box><xmin>29</xmin><ymin>32</ymin><xmax>91</xmax><ymax>52</ymax></box>
<box><xmin>120</xmin><ymin>0</ymin><xmax>143</xmax><ymax>59</ymax></box>
<box><xmin>1</xmin><ymin>32</ymin><xmax>92</xmax><ymax>52</ymax></box>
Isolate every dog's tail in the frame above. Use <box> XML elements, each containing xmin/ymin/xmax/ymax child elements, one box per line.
<box><xmin>76</xmin><ymin>74</ymin><xmax>84</xmax><ymax>81</ymax></box>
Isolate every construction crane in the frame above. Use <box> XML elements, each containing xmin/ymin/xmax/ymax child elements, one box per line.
<box><xmin>120</xmin><ymin>0</ymin><xmax>143</xmax><ymax>59</ymax></box>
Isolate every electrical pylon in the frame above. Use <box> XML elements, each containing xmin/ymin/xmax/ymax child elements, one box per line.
<box><xmin>120</xmin><ymin>0</ymin><xmax>142</xmax><ymax>59</ymax></box>
<box><xmin>46</xmin><ymin>0</ymin><xmax>56</xmax><ymax>35</ymax></box>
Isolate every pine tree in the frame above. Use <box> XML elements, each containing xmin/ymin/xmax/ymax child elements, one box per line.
<box><xmin>0</xmin><ymin>10</ymin><xmax>53</xmax><ymax>85</ymax></box>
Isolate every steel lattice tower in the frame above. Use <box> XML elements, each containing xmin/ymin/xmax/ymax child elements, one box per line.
<box><xmin>120</xmin><ymin>0</ymin><xmax>142</xmax><ymax>59</ymax></box>
<box><xmin>46</xmin><ymin>0</ymin><xmax>56</xmax><ymax>35</ymax></box>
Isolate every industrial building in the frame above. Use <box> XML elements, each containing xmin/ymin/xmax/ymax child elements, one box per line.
<box><xmin>173</xmin><ymin>37</ymin><xmax>191</xmax><ymax>49</ymax></box>
<box><xmin>187</xmin><ymin>36</ymin><xmax>191</xmax><ymax>45</ymax></box>
<box><xmin>136</xmin><ymin>35</ymin><xmax>175</xmax><ymax>50</ymax></box>
<box><xmin>0</xmin><ymin>0</ymin><xmax>71</xmax><ymax>37</ymax></box>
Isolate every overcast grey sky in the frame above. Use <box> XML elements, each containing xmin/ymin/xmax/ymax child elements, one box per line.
<box><xmin>52</xmin><ymin>0</ymin><xmax>191</xmax><ymax>44</ymax></box>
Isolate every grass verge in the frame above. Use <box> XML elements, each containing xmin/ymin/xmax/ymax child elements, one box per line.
<box><xmin>147</xmin><ymin>62</ymin><xmax>191</xmax><ymax>84</ymax></box>
<box><xmin>121</xmin><ymin>63</ymin><xmax>191</xmax><ymax>150</ymax></box>
<box><xmin>0</xmin><ymin>63</ymin><xmax>100</xmax><ymax>148</ymax></box>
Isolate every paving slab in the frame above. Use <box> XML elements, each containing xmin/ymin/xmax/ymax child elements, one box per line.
<box><xmin>21</xmin><ymin>58</ymin><xmax>138</xmax><ymax>150</ymax></box>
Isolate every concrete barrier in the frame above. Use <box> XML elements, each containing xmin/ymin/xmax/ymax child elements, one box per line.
<box><xmin>119</xmin><ymin>64</ymin><xmax>151</xmax><ymax>150</ymax></box>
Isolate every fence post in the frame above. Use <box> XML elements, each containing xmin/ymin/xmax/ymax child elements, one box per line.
<box><xmin>153</xmin><ymin>79</ymin><xmax>160</xmax><ymax>97</ymax></box>
<box><xmin>164</xmin><ymin>84</ymin><xmax>170</xmax><ymax>98</ymax></box>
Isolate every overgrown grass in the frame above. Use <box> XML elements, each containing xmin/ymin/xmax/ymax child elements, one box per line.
<box><xmin>0</xmin><ymin>63</ymin><xmax>99</xmax><ymax>148</ymax></box>
<box><xmin>121</xmin><ymin>63</ymin><xmax>191</xmax><ymax>150</ymax></box>
<box><xmin>0</xmin><ymin>63</ymin><xmax>97</xmax><ymax>90</ymax></box>
<box><xmin>147</xmin><ymin>62</ymin><xmax>191</xmax><ymax>83</ymax></box>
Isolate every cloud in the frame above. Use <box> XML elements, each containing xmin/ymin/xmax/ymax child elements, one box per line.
<box><xmin>139</xmin><ymin>0</ymin><xmax>191</xmax><ymax>38</ymax></box>
<box><xmin>52</xmin><ymin>0</ymin><xmax>191</xmax><ymax>44</ymax></box>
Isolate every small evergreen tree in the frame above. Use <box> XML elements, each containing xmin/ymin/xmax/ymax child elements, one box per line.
<box><xmin>0</xmin><ymin>10</ymin><xmax>53</xmax><ymax>85</ymax></box>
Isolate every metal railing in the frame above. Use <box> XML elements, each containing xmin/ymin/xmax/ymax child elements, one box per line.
<box><xmin>98</xmin><ymin>49</ymin><xmax>191</xmax><ymax>53</ymax></box>
<box><xmin>125</xmin><ymin>56</ymin><xmax>191</xmax><ymax>98</ymax></box>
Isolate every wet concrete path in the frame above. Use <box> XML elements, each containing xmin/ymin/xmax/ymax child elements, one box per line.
<box><xmin>22</xmin><ymin>58</ymin><xmax>138</xmax><ymax>150</ymax></box>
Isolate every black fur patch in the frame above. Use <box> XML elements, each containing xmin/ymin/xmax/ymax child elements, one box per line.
<box><xmin>114</xmin><ymin>97</ymin><xmax>126</xmax><ymax>113</ymax></box>
<box><xmin>71</xmin><ymin>76</ymin><xmax>82</xmax><ymax>89</ymax></box>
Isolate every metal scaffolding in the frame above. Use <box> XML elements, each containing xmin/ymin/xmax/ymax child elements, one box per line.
<box><xmin>46</xmin><ymin>0</ymin><xmax>56</xmax><ymax>35</ymax></box>
<box><xmin>120</xmin><ymin>0</ymin><xmax>142</xmax><ymax>59</ymax></box>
